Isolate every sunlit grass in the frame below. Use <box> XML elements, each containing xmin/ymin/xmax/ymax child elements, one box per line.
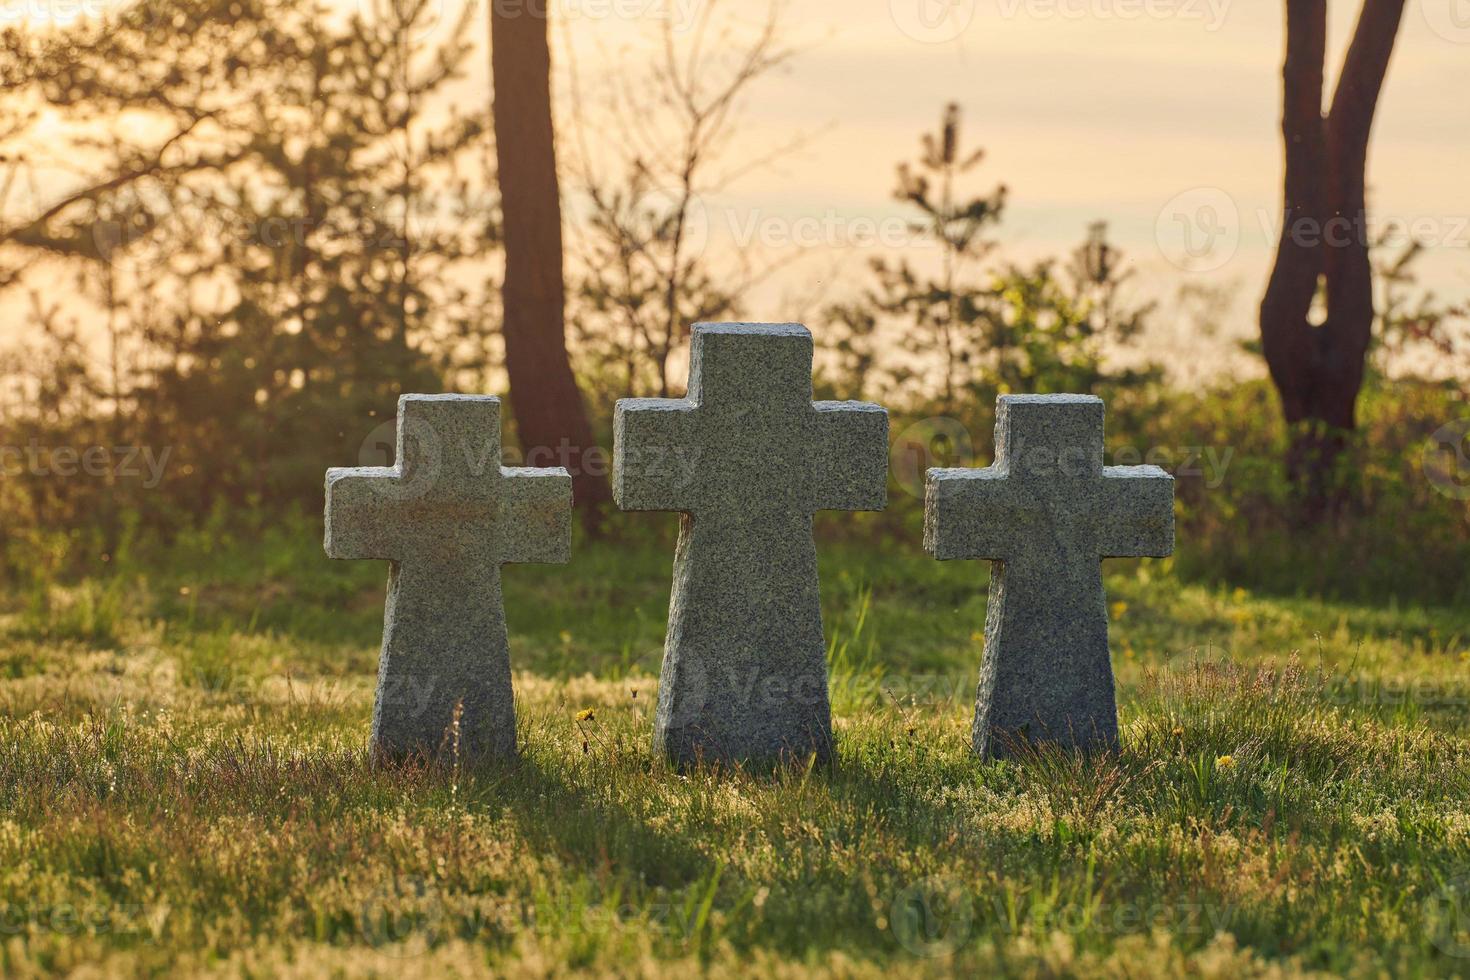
<box><xmin>2</xmin><ymin>531</ymin><xmax>1470</xmax><ymax>976</ymax></box>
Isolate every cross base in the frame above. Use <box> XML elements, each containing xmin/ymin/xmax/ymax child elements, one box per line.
<box><xmin>370</xmin><ymin>561</ymin><xmax>517</xmax><ymax>762</ymax></box>
<box><xmin>971</xmin><ymin>560</ymin><xmax>1119</xmax><ymax>760</ymax></box>
<box><xmin>654</xmin><ymin>514</ymin><xmax>834</xmax><ymax>767</ymax></box>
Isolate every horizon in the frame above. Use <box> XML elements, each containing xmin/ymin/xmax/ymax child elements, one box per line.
<box><xmin>3</xmin><ymin>0</ymin><xmax>1466</xmax><ymax>382</ymax></box>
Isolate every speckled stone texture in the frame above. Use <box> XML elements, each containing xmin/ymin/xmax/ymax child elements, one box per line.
<box><xmin>925</xmin><ymin>394</ymin><xmax>1174</xmax><ymax>759</ymax></box>
<box><xmin>324</xmin><ymin>394</ymin><xmax>571</xmax><ymax>761</ymax></box>
<box><xmin>614</xmin><ymin>323</ymin><xmax>888</xmax><ymax>766</ymax></box>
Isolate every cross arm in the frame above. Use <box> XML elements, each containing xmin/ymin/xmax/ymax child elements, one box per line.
<box><xmin>613</xmin><ymin>398</ymin><xmax>699</xmax><ymax>512</ymax></box>
<box><xmin>1096</xmin><ymin>465</ymin><xmax>1175</xmax><ymax>558</ymax></box>
<box><xmin>924</xmin><ymin>467</ymin><xmax>1017</xmax><ymax>561</ymax></box>
<box><xmin>324</xmin><ymin>466</ymin><xmax>406</xmax><ymax>561</ymax></box>
<box><xmin>811</xmin><ymin>401</ymin><xmax>888</xmax><ymax>512</ymax></box>
<box><xmin>498</xmin><ymin>466</ymin><xmax>573</xmax><ymax>565</ymax></box>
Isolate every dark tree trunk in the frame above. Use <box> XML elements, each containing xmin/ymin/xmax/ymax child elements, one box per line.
<box><xmin>490</xmin><ymin>1</ymin><xmax>610</xmax><ymax>519</ymax></box>
<box><xmin>1260</xmin><ymin>0</ymin><xmax>1405</xmax><ymax>522</ymax></box>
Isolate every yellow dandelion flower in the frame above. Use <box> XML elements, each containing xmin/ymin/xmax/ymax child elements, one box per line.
<box><xmin>575</xmin><ymin>707</ymin><xmax>596</xmax><ymax>723</ymax></box>
<box><xmin>1215</xmin><ymin>754</ymin><xmax>1235</xmax><ymax>771</ymax></box>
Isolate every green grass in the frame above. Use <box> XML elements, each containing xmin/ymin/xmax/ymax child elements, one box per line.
<box><xmin>3</xmin><ymin>519</ymin><xmax>1470</xmax><ymax>977</ymax></box>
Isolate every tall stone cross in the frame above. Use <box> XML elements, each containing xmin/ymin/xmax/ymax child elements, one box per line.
<box><xmin>324</xmin><ymin>394</ymin><xmax>571</xmax><ymax>761</ymax></box>
<box><xmin>614</xmin><ymin>323</ymin><xmax>888</xmax><ymax>766</ymax></box>
<box><xmin>925</xmin><ymin>394</ymin><xmax>1174</xmax><ymax>759</ymax></box>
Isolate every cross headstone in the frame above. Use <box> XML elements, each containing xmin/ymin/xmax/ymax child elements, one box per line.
<box><xmin>925</xmin><ymin>394</ymin><xmax>1174</xmax><ymax>759</ymax></box>
<box><xmin>614</xmin><ymin>322</ymin><xmax>888</xmax><ymax>766</ymax></box>
<box><xmin>324</xmin><ymin>394</ymin><xmax>571</xmax><ymax>761</ymax></box>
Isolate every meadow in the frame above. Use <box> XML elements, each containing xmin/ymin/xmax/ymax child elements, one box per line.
<box><xmin>3</xmin><ymin>515</ymin><xmax>1470</xmax><ymax>977</ymax></box>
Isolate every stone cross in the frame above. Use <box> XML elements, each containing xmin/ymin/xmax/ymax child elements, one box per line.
<box><xmin>324</xmin><ymin>394</ymin><xmax>571</xmax><ymax>761</ymax></box>
<box><xmin>924</xmin><ymin>394</ymin><xmax>1174</xmax><ymax>759</ymax></box>
<box><xmin>614</xmin><ymin>323</ymin><xmax>888</xmax><ymax>766</ymax></box>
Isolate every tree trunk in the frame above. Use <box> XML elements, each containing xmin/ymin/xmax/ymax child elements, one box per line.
<box><xmin>1259</xmin><ymin>0</ymin><xmax>1405</xmax><ymax>522</ymax></box>
<box><xmin>490</xmin><ymin>1</ymin><xmax>610</xmax><ymax>519</ymax></box>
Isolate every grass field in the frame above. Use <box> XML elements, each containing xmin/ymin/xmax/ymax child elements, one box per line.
<box><xmin>3</xmin><ymin>517</ymin><xmax>1470</xmax><ymax>976</ymax></box>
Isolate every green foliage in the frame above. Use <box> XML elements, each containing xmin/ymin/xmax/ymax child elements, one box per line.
<box><xmin>1128</xmin><ymin>377</ymin><xmax>1470</xmax><ymax>605</ymax></box>
<box><xmin>0</xmin><ymin>0</ymin><xmax>494</xmax><ymax>538</ymax></box>
<box><xmin>850</xmin><ymin>369</ymin><xmax>1468</xmax><ymax>607</ymax></box>
<box><xmin>821</xmin><ymin>105</ymin><xmax>1160</xmax><ymax>407</ymax></box>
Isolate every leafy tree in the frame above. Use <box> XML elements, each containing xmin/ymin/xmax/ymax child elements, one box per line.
<box><xmin>864</xmin><ymin>102</ymin><xmax>1007</xmax><ymax>408</ymax></box>
<box><xmin>0</xmin><ymin>0</ymin><xmax>493</xmax><ymax>532</ymax></box>
<box><xmin>825</xmin><ymin>106</ymin><xmax>1156</xmax><ymax>408</ymax></box>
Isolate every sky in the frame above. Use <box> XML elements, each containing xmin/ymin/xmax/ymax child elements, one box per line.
<box><xmin>542</xmin><ymin>0</ymin><xmax>1470</xmax><ymax>372</ymax></box>
<box><xmin>6</xmin><ymin>0</ymin><xmax>1468</xmax><ymax>376</ymax></box>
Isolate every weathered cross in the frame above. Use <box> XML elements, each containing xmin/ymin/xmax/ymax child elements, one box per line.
<box><xmin>614</xmin><ymin>323</ymin><xmax>888</xmax><ymax>765</ymax></box>
<box><xmin>324</xmin><ymin>394</ymin><xmax>571</xmax><ymax>761</ymax></box>
<box><xmin>925</xmin><ymin>394</ymin><xmax>1174</xmax><ymax>759</ymax></box>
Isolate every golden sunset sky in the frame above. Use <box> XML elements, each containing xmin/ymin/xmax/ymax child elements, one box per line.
<box><xmin>548</xmin><ymin>0</ymin><xmax>1469</xmax><ymax>369</ymax></box>
<box><xmin>7</xmin><ymin>0</ymin><xmax>1467</xmax><ymax>375</ymax></box>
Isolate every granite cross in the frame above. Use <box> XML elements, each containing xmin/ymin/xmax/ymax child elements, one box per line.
<box><xmin>324</xmin><ymin>394</ymin><xmax>571</xmax><ymax>761</ymax></box>
<box><xmin>924</xmin><ymin>394</ymin><xmax>1174</xmax><ymax>759</ymax></box>
<box><xmin>614</xmin><ymin>323</ymin><xmax>888</xmax><ymax>766</ymax></box>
